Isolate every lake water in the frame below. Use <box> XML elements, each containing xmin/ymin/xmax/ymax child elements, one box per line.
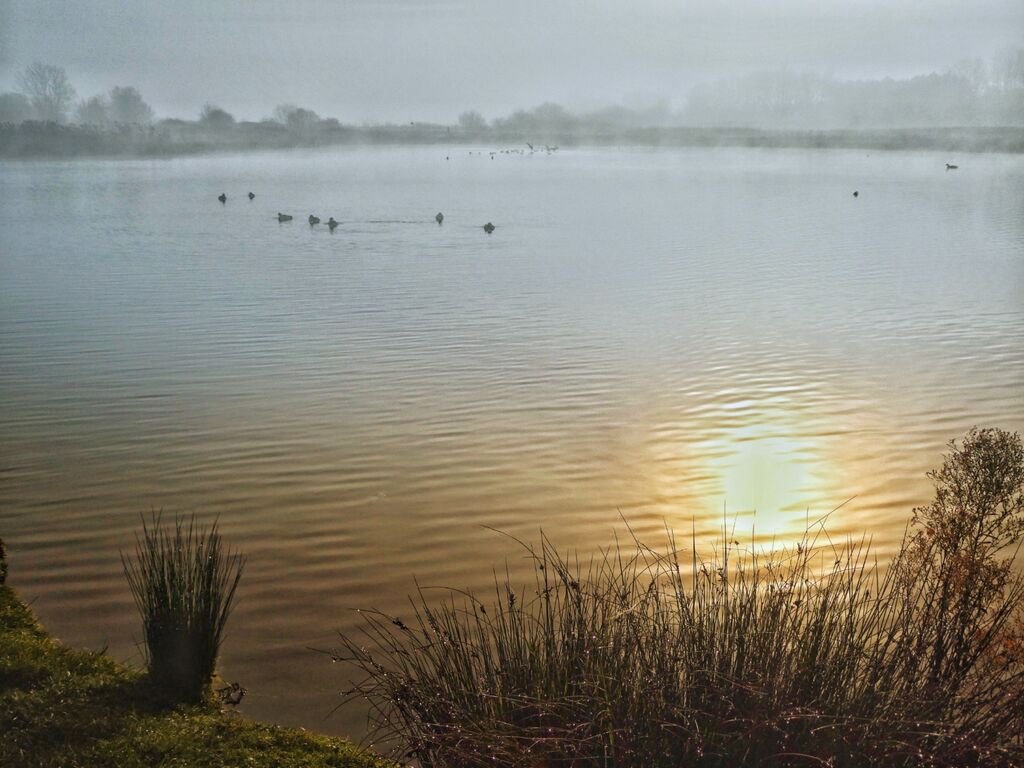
<box><xmin>1</xmin><ymin>146</ymin><xmax>1022</xmax><ymax>741</ymax></box>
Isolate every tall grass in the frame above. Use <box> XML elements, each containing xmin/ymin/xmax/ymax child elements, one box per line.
<box><xmin>122</xmin><ymin>514</ymin><xmax>245</xmax><ymax>702</ymax></box>
<box><xmin>335</xmin><ymin>428</ymin><xmax>1024</xmax><ymax>767</ymax></box>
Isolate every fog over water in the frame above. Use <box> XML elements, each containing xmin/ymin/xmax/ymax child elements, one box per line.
<box><xmin>2</xmin><ymin>0</ymin><xmax>1023</xmax><ymax>122</ymax></box>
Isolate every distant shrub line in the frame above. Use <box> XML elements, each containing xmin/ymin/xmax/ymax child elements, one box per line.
<box><xmin>1</xmin><ymin>120</ymin><xmax>1022</xmax><ymax>159</ymax></box>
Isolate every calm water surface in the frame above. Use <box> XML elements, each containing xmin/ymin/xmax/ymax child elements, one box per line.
<box><xmin>1</xmin><ymin>146</ymin><xmax>1022</xmax><ymax>739</ymax></box>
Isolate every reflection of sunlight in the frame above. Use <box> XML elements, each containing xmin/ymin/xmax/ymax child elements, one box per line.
<box><xmin>703</xmin><ymin>422</ymin><xmax>825</xmax><ymax>542</ymax></box>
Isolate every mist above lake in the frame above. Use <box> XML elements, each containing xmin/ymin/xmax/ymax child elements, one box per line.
<box><xmin>3</xmin><ymin>0</ymin><xmax>1023</xmax><ymax>123</ymax></box>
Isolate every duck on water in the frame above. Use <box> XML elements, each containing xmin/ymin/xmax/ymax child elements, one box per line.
<box><xmin>277</xmin><ymin>213</ymin><xmax>293</xmax><ymax>222</ymax></box>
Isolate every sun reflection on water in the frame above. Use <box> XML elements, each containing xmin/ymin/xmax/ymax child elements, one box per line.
<box><xmin>698</xmin><ymin>419</ymin><xmax>837</xmax><ymax>544</ymax></box>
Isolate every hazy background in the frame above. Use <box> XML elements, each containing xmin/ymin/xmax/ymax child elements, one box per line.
<box><xmin>2</xmin><ymin>0</ymin><xmax>1023</xmax><ymax>124</ymax></box>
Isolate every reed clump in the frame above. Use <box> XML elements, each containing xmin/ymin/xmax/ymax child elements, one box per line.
<box><xmin>336</xmin><ymin>427</ymin><xmax>1024</xmax><ymax>767</ymax></box>
<box><xmin>122</xmin><ymin>514</ymin><xmax>244</xmax><ymax>703</ymax></box>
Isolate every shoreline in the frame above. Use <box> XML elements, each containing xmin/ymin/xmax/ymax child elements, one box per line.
<box><xmin>0</xmin><ymin>579</ymin><xmax>389</xmax><ymax>768</ymax></box>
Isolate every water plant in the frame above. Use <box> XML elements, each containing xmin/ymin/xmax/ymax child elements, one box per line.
<box><xmin>122</xmin><ymin>514</ymin><xmax>245</xmax><ymax>703</ymax></box>
<box><xmin>335</xmin><ymin>428</ymin><xmax>1024</xmax><ymax>767</ymax></box>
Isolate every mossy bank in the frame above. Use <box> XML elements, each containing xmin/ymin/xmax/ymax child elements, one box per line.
<box><xmin>0</xmin><ymin>580</ymin><xmax>390</xmax><ymax>768</ymax></box>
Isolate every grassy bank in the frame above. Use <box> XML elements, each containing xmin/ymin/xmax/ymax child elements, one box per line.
<box><xmin>0</xmin><ymin>583</ymin><xmax>389</xmax><ymax>768</ymax></box>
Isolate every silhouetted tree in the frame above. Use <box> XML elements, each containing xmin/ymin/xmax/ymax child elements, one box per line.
<box><xmin>458</xmin><ymin>110</ymin><xmax>488</xmax><ymax>132</ymax></box>
<box><xmin>272</xmin><ymin>103</ymin><xmax>299</xmax><ymax>124</ymax></box>
<box><xmin>286</xmin><ymin>107</ymin><xmax>320</xmax><ymax>132</ymax></box>
<box><xmin>199</xmin><ymin>103</ymin><xmax>235</xmax><ymax>129</ymax></box>
<box><xmin>994</xmin><ymin>47</ymin><xmax>1024</xmax><ymax>91</ymax></box>
<box><xmin>76</xmin><ymin>95</ymin><xmax>111</xmax><ymax>126</ymax></box>
<box><xmin>492</xmin><ymin>102</ymin><xmax>576</xmax><ymax>134</ymax></box>
<box><xmin>17</xmin><ymin>62</ymin><xmax>76</xmax><ymax>123</ymax></box>
<box><xmin>950</xmin><ymin>58</ymin><xmax>989</xmax><ymax>97</ymax></box>
<box><xmin>109</xmin><ymin>86</ymin><xmax>154</xmax><ymax>124</ymax></box>
<box><xmin>271</xmin><ymin>104</ymin><xmax>321</xmax><ymax>133</ymax></box>
<box><xmin>0</xmin><ymin>92</ymin><xmax>33</xmax><ymax>123</ymax></box>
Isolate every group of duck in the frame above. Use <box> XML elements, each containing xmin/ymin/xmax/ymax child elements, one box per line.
<box><xmin>278</xmin><ymin>212</ymin><xmax>343</xmax><ymax>230</ymax></box>
<box><xmin>218</xmin><ymin>192</ymin><xmax>496</xmax><ymax>234</ymax></box>
<box><xmin>466</xmin><ymin>144</ymin><xmax>558</xmax><ymax>159</ymax></box>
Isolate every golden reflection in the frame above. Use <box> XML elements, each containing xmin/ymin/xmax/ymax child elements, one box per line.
<box><xmin>700</xmin><ymin>420</ymin><xmax>831</xmax><ymax>543</ymax></box>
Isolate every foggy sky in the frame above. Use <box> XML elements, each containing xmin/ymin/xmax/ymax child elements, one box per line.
<box><xmin>2</xmin><ymin>0</ymin><xmax>1022</xmax><ymax>124</ymax></box>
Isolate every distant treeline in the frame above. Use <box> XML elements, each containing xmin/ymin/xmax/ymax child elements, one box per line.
<box><xmin>0</xmin><ymin>119</ymin><xmax>454</xmax><ymax>158</ymax></box>
<box><xmin>683</xmin><ymin>52</ymin><xmax>1024</xmax><ymax>129</ymax></box>
<box><xmin>3</xmin><ymin>120</ymin><xmax>1022</xmax><ymax>159</ymax></box>
<box><xmin>1</xmin><ymin>50</ymin><xmax>1023</xmax><ymax>159</ymax></box>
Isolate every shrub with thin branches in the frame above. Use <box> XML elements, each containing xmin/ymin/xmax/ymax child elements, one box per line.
<box><xmin>122</xmin><ymin>514</ymin><xmax>245</xmax><ymax>702</ymax></box>
<box><xmin>335</xmin><ymin>428</ymin><xmax>1024</xmax><ymax>767</ymax></box>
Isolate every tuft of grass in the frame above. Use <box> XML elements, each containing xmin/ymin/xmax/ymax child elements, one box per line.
<box><xmin>336</xmin><ymin>428</ymin><xmax>1024</xmax><ymax>767</ymax></box>
<box><xmin>121</xmin><ymin>513</ymin><xmax>244</xmax><ymax>703</ymax></box>
<box><xmin>0</xmin><ymin>582</ymin><xmax>390</xmax><ymax>768</ymax></box>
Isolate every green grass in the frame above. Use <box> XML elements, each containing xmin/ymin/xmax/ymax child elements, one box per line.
<box><xmin>0</xmin><ymin>584</ymin><xmax>390</xmax><ymax>768</ymax></box>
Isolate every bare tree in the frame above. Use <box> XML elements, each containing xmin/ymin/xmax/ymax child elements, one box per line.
<box><xmin>285</xmin><ymin>107</ymin><xmax>320</xmax><ymax>133</ymax></box>
<box><xmin>950</xmin><ymin>58</ymin><xmax>989</xmax><ymax>96</ymax></box>
<box><xmin>109</xmin><ymin>86</ymin><xmax>154</xmax><ymax>124</ymax></box>
<box><xmin>199</xmin><ymin>103</ymin><xmax>235</xmax><ymax>129</ymax></box>
<box><xmin>458</xmin><ymin>110</ymin><xmax>488</xmax><ymax>132</ymax></box>
<box><xmin>993</xmin><ymin>47</ymin><xmax>1024</xmax><ymax>91</ymax></box>
<box><xmin>272</xmin><ymin>103</ymin><xmax>298</xmax><ymax>124</ymax></box>
<box><xmin>17</xmin><ymin>62</ymin><xmax>76</xmax><ymax>123</ymax></box>
<box><xmin>76</xmin><ymin>95</ymin><xmax>111</xmax><ymax>126</ymax></box>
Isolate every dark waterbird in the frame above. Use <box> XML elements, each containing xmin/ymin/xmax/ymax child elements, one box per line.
<box><xmin>248</xmin><ymin>192</ymin><xmax>255</xmax><ymax>200</ymax></box>
<box><xmin>218</xmin><ymin>193</ymin><xmax>227</xmax><ymax>203</ymax></box>
<box><xmin>277</xmin><ymin>213</ymin><xmax>293</xmax><ymax>222</ymax></box>
<box><xmin>946</xmin><ymin>163</ymin><xmax>959</xmax><ymax>170</ymax></box>
<box><xmin>435</xmin><ymin>212</ymin><xmax>444</xmax><ymax>225</ymax></box>
<box><xmin>328</xmin><ymin>217</ymin><xmax>339</xmax><ymax>231</ymax></box>
<box><xmin>853</xmin><ymin>190</ymin><xmax>859</xmax><ymax>197</ymax></box>
<box><xmin>483</xmin><ymin>222</ymin><xmax>495</xmax><ymax>234</ymax></box>
<box><xmin>308</xmin><ymin>215</ymin><xmax>320</xmax><ymax>225</ymax></box>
